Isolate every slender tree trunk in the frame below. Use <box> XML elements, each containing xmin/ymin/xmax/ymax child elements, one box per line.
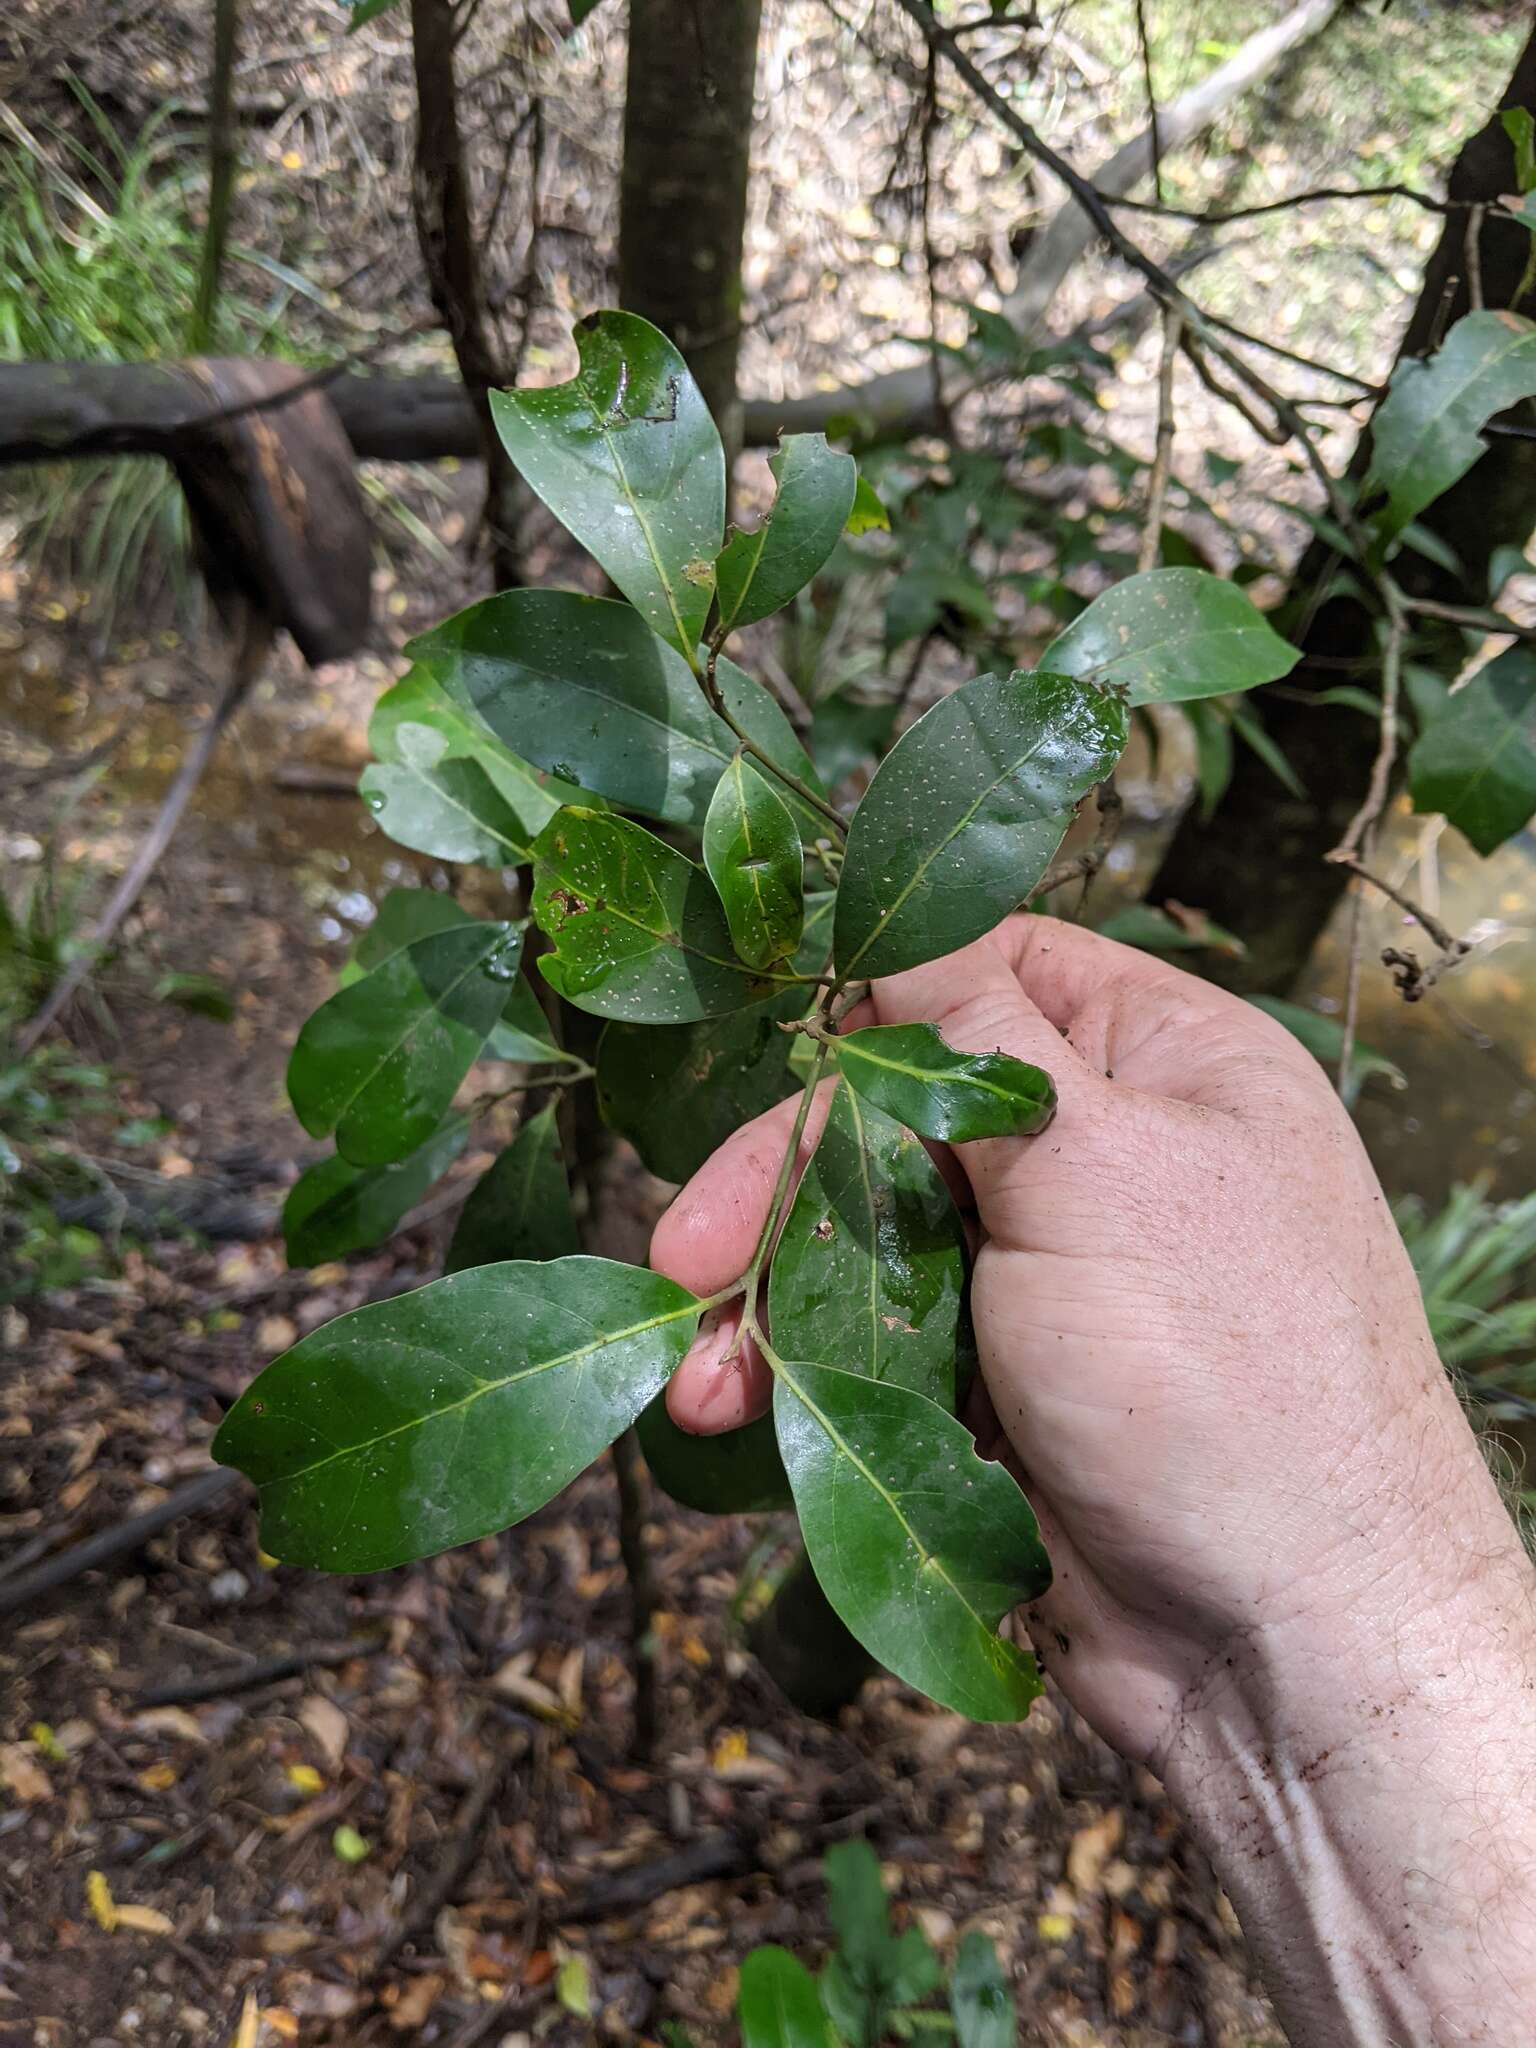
<box><xmin>619</xmin><ymin>0</ymin><xmax>763</xmax><ymax>459</ymax></box>
<box><xmin>190</xmin><ymin>0</ymin><xmax>240</xmax><ymax>352</ymax></box>
<box><xmin>409</xmin><ymin>0</ymin><xmax>520</xmax><ymax>588</ymax></box>
<box><xmin>1147</xmin><ymin>22</ymin><xmax>1536</xmax><ymax>994</ymax></box>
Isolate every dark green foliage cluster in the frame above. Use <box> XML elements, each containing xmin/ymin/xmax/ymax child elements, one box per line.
<box><xmin>213</xmin><ymin>301</ymin><xmax>1535</xmax><ymax>1721</ymax></box>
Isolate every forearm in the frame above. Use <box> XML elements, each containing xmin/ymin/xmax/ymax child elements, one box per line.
<box><xmin>1164</xmin><ymin>1504</ymin><xmax>1536</xmax><ymax>2046</ymax></box>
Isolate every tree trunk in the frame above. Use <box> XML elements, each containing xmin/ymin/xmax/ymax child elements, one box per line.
<box><xmin>190</xmin><ymin>0</ymin><xmax>240</xmax><ymax>352</ymax></box>
<box><xmin>619</xmin><ymin>0</ymin><xmax>763</xmax><ymax>460</ymax></box>
<box><xmin>409</xmin><ymin>0</ymin><xmax>520</xmax><ymax>588</ymax></box>
<box><xmin>1147</xmin><ymin>22</ymin><xmax>1536</xmax><ymax>995</ymax></box>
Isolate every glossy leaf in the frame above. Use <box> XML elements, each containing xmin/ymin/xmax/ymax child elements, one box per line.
<box><xmin>415</xmin><ymin>591</ymin><xmax>727</xmax><ymax>827</ymax></box>
<box><xmin>835</xmin><ymin>670</ymin><xmax>1126</xmax><ymax>979</ymax></box>
<box><xmin>489</xmin><ymin>311</ymin><xmax>725</xmax><ymax>658</ymax></box>
<box><xmin>1370</xmin><ymin>312</ymin><xmax>1536</xmax><ymax>539</ymax></box>
<box><xmin>714</xmin><ymin>654</ymin><xmax>834</xmax><ymax>840</ymax></box>
<box><xmin>637</xmin><ymin>1396</ymin><xmax>791</xmax><ymax>1514</ymax></box>
<box><xmin>703</xmin><ymin>753</ymin><xmax>805</xmax><ymax>970</ymax></box>
<box><xmin>370</xmin><ymin>663</ymin><xmax>578</xmax><ymax>845</ymax></box>
<box><xmin>288</xmin><ymin>923</ymin><xmax>518</xmax><ymax>1167</ymax></box>
<box><xmin>360</xmin><ymin>741</ymin><xmax>533</xmax><ymax>866</ymax></box>
<box><xmin>773</xmin><ymin>1358</ymin><xmax>1050</xmax><ymax>1721</ymax></box>
<box><xmin>351</xmin><ymin>889</ymin><xmax>476</xmax><ymax>978</ymax></box>
<box><xmin>769</xmin><ymin>1080</ymin><xmax>964</xmax><ymax>1408</ymax></box>
<box><xmin>445</xmin><ymin>1105</ymin><xmax>578</xmax><ymax>1273</ymax></box>
<box><xmin>1407</xmin><ymin>646</ymin><xmax>1536</xmax><ymax>856</ymax></box>
<box><xmin>1040</xmin><ymin>568</ymin><xmax>1300</xmax><ymax>704</ymax></box>
<box><xmin>414</xmin><ymin>590</ymin><xmax>826</xmax><ymax>836</ymax></box>
<box><xmin>951</xmin><ymin>1932</ymin><xmax>1016</xmax><ymax>2048</ymax></box>
<box><xmin>737</xmin><ymin>1948</ymin><xmax>837</xmax><ymax>2048</ymax></box>
<box><xmin>532</xmin><ymin>808</ymin><xmax>779</xmax><ymax>1022</ymax></box>
<box><xmin>836</xmin><ymin>1021</ymin><xmax>1055</xmax><ymax>1142</ymax></box>
<box><xmin>213</xmin><ymin>1258</ymin><xmax>704</xmax><ymax>1572</ymax></box>
<box><xmin>486</xmin><ymin>974</ymin><xmax>570</xmax><ymax>1064</ymax></box>
<box><xmin>283</xmin><ymin>1120</ymin><xmax>470</xmax><ymax>1267</ymax></box>
<box><xmin>597</xmin><ymin>990</ymin><xmax>807</xmax><ymax>1182</ymax></box>
<box><xmin>715</xmin><ymin>433</ymin><xmax>857</xmax><ymax>634</ymax></box>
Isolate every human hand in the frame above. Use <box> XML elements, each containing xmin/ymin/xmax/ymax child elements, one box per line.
<box><xmin>651</xmin><ymin>915</ymin><xmax>1536</xmax><ymax>2044</ymax></box>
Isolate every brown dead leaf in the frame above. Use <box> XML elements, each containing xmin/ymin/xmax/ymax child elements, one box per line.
<box><xmin>1066</xmin><ymin>1809</ymin><xmax>1124</xmax><ymax>1895</ymax></box>
<box><xmin>114</xmin><ymin>1904</ymin><xmax>176</xmax><ymax>1936</ymax></box>
<box><xmin>0</xmin><ymin>1744</ymin><xmax>52</xmax><ymax>1803</ymax></box>
<box><xmin>298</xmin><ymin>1694</ymin><xmax>349</xmax><ymax>1770</ymax></box>
<box><xmin>386</xmin><ymin>1973</ymin><xmax>445</xmax><ymax>2029</ymax></box>
<box><xmin>131</xmin><ymin>1707</ymin><xmax>206</xmax><ymax>1743</ymax></box>
<box><xmin>257</xmin><ymin>1315</ymin><xmax>298</xmax><ymax>1354</ymax></box>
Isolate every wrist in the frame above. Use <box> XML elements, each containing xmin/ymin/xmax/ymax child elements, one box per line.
<box><xmin>1162</xmin><ymin>1473</ymin><xmax>1536</xmax><ymax>2046</ymax></box>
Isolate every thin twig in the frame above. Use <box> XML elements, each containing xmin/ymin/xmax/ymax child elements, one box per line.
<box><xmin>1133</xmin><ymin>0</ymin><xmax>1162</xmax><ymax>204</ymax></box>
<box><xmin>374</xmin><ymin>1749</ymin><xmax>515</xmax><ymax>1971</ymax></box>
<box><xmin>1139</xmin><ymin>306</ymin><xmax>1183</xmax><ymax>573</ymax></box>
<box><xmin>134</xmin><ymin>1635</ymin><xmax>385</xmax><ymax>1708</ymax></box>
<box><xmin>1328</xmin><ymin>597</ymin><xmax>1407</xmax><ymax>867</ymax></box>
<box><xmin>1106</xmin><ymin>181</ymin><xmax>1460</xmax><ymax>225</ymax></box>
<box><xmin>0</xmin><ymin>1469</ymin><xmax>239</xmax><ymax>1616</ymax></box>
<box><xmin>1329</xmin><ymin>854</ymin><xmax>1471</xmax><ymax>961</ymax></box>
<box><xmin>1466</xmin><ymin>202</ymin><xmax>1486</xmax><ymax>313</ymax></box>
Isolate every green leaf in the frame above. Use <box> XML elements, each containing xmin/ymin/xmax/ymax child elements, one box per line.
<box><xmin>1040</xmin><ymin>569</ymin><xmax>1300</xmax><ymax>704</ymax></box>
<box><xmin>213</xmin><ymin>1258</ymin><xmax>704</xmax><ymax>1572</ymax></box>
<box><xmin>413</xmin><ymin>590</ymin><xmax>827</xmax><ymax>837</ymax></box>
<box><xmin>951</xmin><ymin>1933</ymin><xmax>1015</xmax><ymax>2048</ymax></box>
<box><xmin>769</xmin><ymin>1080</ymin><xmax>965</xmax><ymax>1408</ymax></box>
<box><xmin>532</xmin><ymin>808</ymin><xmax>779</xmax><ymax>1022</ymax></box>
<box><xmin>370</xmin><ymin>663</ymin><xmax>578</xmax><ymax>845</ymax></box>
<box><xmin>490</xmin><ymin>311</ymin><xmax>725</xmax><ymax>660</ymax></box>
<box><xmin>703</xmin><ymin>753</ymin><xmax>805</xmax><ymax>970</ymax></box>
<box><xmin>569</xmin><ymin>0</ymin><xmax>608</xmax><ymax>22</ymax></box>
<box><xmin>1503</xmin><ymin>107</ymin><xmax>1536</xmax><ymax>193</ymax></box>
<box><xmin>1369</xmin><ymin>312</ymin><xmax>1536</xmax><ymax>540</ymax></box>
<box><xmin>835</xmin><ymin>1021</ymin><xmax>1054</xmax><ymax>1142</ymax></box>
<box><xmin>1407</xmin><ymin>646</ymin><xmax>1536</xmax><ymax>855</ymax></box>
<box><xmin>714</xmin><ymin>654</ymin><xmax>834</xmax><ymax>840</ymax></box>
<box><xmin>283</xmin><ymin>1120</ymin><xmax>471</xmax><ymax>1267</ymax></box>
<box><xmin>636</xmin><ymin>1395</ymin><xmax>791</xmax><ymax>1514</ymax></box>
<box><xmin>1183</xmin><ymin>699</ymin><xmax>1234</xmax><ymax>818</ymax></box>
<box><xmin>846</xmin><ymin>472</ymin><xmax>891</xmax><ymax>536</ymax></box>
<box><xmin>345</xmin><ymin>0</ymin><xmax>404</xmax><ymax>27</ymax></box>
<box><xmin>821</xmin><ymin>1839</ymin><xmax>932</xmax><ymax>2046</ymax></box>
<box><xmin>360</xmin><ymin>745</ymin><xmax>535</xmax><ymax>866</ymax></box>
<box><xmin>773</xmin><ymin>1359</ymin><xmax>1050</xmax><ymax>1720</ymax></box>
<box><xmin>835</xmin><ymin>670</ymin><xmax>1127</xmax><ymax>979</ymax></box>
<box><xmin>1246</xmin><ymin>996</ymin><xmax>1407</xmax><ymax>1108</ymax></box>
<box><xmin>738</xmin><ymin>1948</ymin><xmax>838</xmax><ymax>2048</ymax></box>
<box><xmin>415</xmin><ymin>590</ymin><xmax>731</xmax><ymax>828</ymax></box>
<box><xmin>485</xmin><ymin>974</ymin><xmax>570</xmax><ymax>1063</ymax></box>
<box><xmin>288</xmin><ymin>923</ymin><xmax>518</xmax><ymax>1167</ymax></box>
<box><xmin>351</xmin><ymin>889</ymin><xmax>476</xmax><ymax>980</ymax></box>
<box><xmin>597</xmin><ymin>990</ymin><xmax>805</xmax><ymax>1181</ymax></box>
<box><xmin>715</xmin><ymin>434</ymin><xmax>857</xmax><ymax>634</ymax></box>
<box><xmin>444</xmin><ymin>1105</ymin><xmax>578</xmax><ymax>1273</ymax></box>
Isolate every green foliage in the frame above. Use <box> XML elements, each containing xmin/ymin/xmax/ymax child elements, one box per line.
<box><xmin>836</xmin><ymin>1022</ymin><xmax>1055</xmax><ymax>1142</ymax></box>
<box><xmin>1398</xmin><ymin>1180</ymin><xmax>1536</xmax><ymax>1421</ymax></box>
<box><xmin>735</xmin><ymin>1840</ymin><xmax>1012</xmax><ymax>2046</ymax></box>
<box><xmin>218</xmin><ymin>311</ymin><xmax>1299</xmax><ymax>1722</ymax></box>
<box><xmin>1407</xmin><ymin>647</ymin><xmax>1536</xmax><ymax>856</ymax></box>
<box><xmin>1246</xmin><ymin>996</ymin><xmax>1406</xmax><ymax>1110</ymax></box>
<box><xmin>1368</xmin><ymin>312</ymin><xmax>1536</xmax><ymax>542</ymax></box>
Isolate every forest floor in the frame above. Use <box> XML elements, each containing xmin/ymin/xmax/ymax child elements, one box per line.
<box><xmin>3</xmin><ymin>1</ymin><xmax>1535</xmax><ymax>2043</ymax></box>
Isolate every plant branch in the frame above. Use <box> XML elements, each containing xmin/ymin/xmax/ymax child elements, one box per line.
<box><xmin>702</xmin><ymin>643</ymin><xmax>848</xmax><ymax>834</ymax></box>
<box><xmin>1139</xmin><ymin>305</ymin><xmax>1182</xmax><ymax>573</ymax></box>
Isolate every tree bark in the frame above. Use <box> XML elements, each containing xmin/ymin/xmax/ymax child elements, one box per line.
<box><xmin>619</xmin><ymin>0</ymin><xmax>763</xmax><ymax>460</ymax></box>
<box><xmin>409</xmin><ymin>0</ymin><xmax>520</xmax><ymax>587</ymax></box>
<box><xmin>1147</xmin><ymin>21</ymin><xmax>1536</xmax><ymax>995</ymax></box>
<box><xmin>190</xmin><ymin>0</ymin><xmax>240</xmax><ymax>352</ymax></box>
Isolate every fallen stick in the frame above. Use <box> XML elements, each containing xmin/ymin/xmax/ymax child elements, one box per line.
<box><xmin>134</xmin><ymin>1634</ymin><xmax>386</xmax><ymax>1707</ymax></box>
<box><xmin>0</xmin><ymin>1466</ymin><xmax>239</xmax><ymax>1616</ymax></box>
<box><xmin>373</xmin><ymin>1748</ymin><xmax>520</xmax><ymax>1971</ymax></box>
<box><xmin>555</xmin><ymin>1833</ymin><xmax>754</xmax><ymax>1923</ymax></box>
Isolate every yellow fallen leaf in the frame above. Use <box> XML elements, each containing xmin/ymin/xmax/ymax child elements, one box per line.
<box><xmin>114</xmin><ymin>1903</ymin><xmax>175</xmax><ymax>1935</ymax></box>
<box><xmin>286</xmin><ymin>1763</ymin><xmax>324</xmax><ymax>1797</ymax></box>
<box><xmin>1037</xmin><ymin>1912</ymin><xmax>1074</xmax><ymax>1944</ymax></box>
<box><xmin>711</xmin><ymin>1728</ymin><xmax>749</xmax><ymax>1771</ymax></box>
<box><xmin>259</xmin><ymin>2011</ymin><xmax>299</xmax><ymax>2043</ymax></box>
<box><xmin>281</xmin><ymin>149</ymin><xmax>304</xmax><ymax>171</ymax></box>
<box><xmin>138</xmin><ymin>1763</ymin><xmax>178</xmax><ymax>1791</ymax></box>
<box><xmin>555</xmin><ymin>1948</ymin><xmax>591</xmax><ymax>2018</ymax></box>
<box><xmin>233</xmin><ymin>1990</ymin><xmax>261</xmax><ymax>2048</ymax></box>
<box><xmin>87</xmin><ymin>1870</ymin><xmax>118</xmax><ymax>1932</ymax></box>
<box><xmin>29</xmin><ymin>1722</ymin><xmax>67</xmax><ymax>1763</ymax></box>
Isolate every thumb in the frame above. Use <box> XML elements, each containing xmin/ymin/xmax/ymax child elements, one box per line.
<box><xmin>867</xmin><ymin>931</ymin><xmax>1106</xmax><ymax>1226</ymax></box>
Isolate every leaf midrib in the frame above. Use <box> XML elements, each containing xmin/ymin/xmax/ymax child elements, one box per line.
<box><xmin>255</xmin><ymin>1291</ymin><xmax>702</xmax><ymax>1488</ymax></box>
<box><xmin>540</xmin><ymin>825</ymin><xmax>774</xmax><ymax>984</ymax></box>
<box><xmin>575</xmin><ymin>365</ymin><xmax>701</xmax><ymax>659</ymax></box>
<box><xmin>842</xmin><ymin>1036</ymin><xmax>1045</xmax><ymax>1109</ymax></box>
<box><xmin>777</xmin><ymin>1361</ymin><xmax>1027</xmax><ymax>1698</ymax></box>
<box><xmin>842</xmin><ymin>726</ymin><xmax>1056</xmax><ymax>975</ymax></box>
